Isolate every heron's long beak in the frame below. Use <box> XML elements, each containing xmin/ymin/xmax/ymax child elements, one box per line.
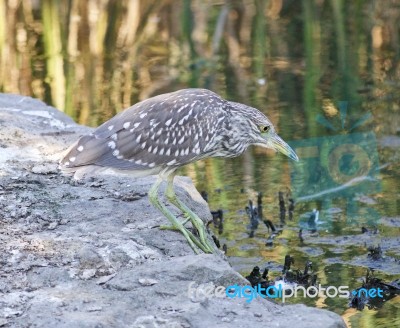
<box><xmin>267</xmin><ymin>133</ymin><xmax>299</xmax><ymax>161</ymax></box>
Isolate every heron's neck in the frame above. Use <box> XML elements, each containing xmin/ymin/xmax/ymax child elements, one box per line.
<box><xmin>217</xmin><ymin>115</ymin><xmax>252</xmax><ymax>157</ymax></box>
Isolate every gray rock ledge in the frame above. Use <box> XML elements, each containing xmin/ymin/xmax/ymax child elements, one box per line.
<box><xmin>0</xmin><ymin>93</ymin><xmax>346</xmax><ymax>328</ymax></box>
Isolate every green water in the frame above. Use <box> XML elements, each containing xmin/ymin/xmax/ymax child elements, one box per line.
<box><xmin>1</xmin><ymin>1</ymin><xmax>399</xmax><ymax>327</ymax></box>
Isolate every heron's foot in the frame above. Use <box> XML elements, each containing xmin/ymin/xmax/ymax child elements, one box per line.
<box><xmin>160</xmin><ymin>222</ymin><xmax>212</xmax><ymax>254</ymax></box>
<box><xmin>164</xmin><ymin>182</ymin><xmax>214</xmax><ymax>253</ymax></box>
<box><xmin>174</xmin><ymin>208</ymin><xmax>215</xmax><ymax>253</ymax></box>
<box><xmin>184</xmin><ymin>212</ymin><xmax>215</xmax><ymax>254</ymax></box>
<box><xmin>150</xmin><ymin>176</ymin><xmax>216</xmax><ymax>254</ymax></box>
<box><xmin>184</xmin><ymin>226</ymin><xmax>214</xmax><ymax>254</ymax></box>
<box><xmin>165</xmin><ymin>195</ymin><xmax>215</xmax><ymax>253</ymax></box>
<box><xmin>157</xmin><ymin>221</ymin><xmax>213</xmax><ymax>253</ymax></box>
<box><xmin>175</xmin><ymin>224</ymin><xmax>202</xmax><ymax>254</ymax></box>
<box><xmin>160</xmin><ymin>217</ymin><xmax>190</xmax><ymax>230</ymax></box>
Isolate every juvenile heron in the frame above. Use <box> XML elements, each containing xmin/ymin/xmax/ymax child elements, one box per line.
<box><xmin>59</xmin><ymin>89</ymin><xmax>298</xmax><ymax>254</ymax></box>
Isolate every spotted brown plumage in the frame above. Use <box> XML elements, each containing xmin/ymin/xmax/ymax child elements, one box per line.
<box><xmin>60</xmin><ymin>89</ymin><xmax>230</xmax><ymax>172</ymax></box>
<box><xmin>59</xmin><ymin>88</ymin><xmax>298</xmax><ymax>254</ymax></box>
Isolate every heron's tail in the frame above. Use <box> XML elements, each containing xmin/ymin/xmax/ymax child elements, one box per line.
<box><xmin>59</xmin><ymin>135</ymin><xmax>109</xmax><ymax>170</ymax></box>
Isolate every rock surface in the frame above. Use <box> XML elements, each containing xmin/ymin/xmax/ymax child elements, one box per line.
<box><xmin>0</xmin><ymin>94</ymin><xmax>346</xmax><ymax>327</ymax></box>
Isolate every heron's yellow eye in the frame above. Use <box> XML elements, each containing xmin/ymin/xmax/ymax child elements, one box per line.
<box><xmin>260</xmin><ymin>125</ymin><xmax>270</xmax><ymax>133</ymax></box>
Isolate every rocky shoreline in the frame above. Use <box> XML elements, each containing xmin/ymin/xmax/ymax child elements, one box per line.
<box><xmin>0</xmin><ymin>94</ymin><xmax>345</xmax><ymax>327</ymax></box>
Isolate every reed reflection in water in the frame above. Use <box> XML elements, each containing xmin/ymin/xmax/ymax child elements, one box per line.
<box><xmin>1</xmin><ymin>1</ymin><xmax>400</xmax><ymax>327</ymax></box>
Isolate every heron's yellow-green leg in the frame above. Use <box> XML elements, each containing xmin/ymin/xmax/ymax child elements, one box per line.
<box><xmin>159</xmin><ymin>217</ymin><xmax>190</xmax><ymax>229</ymax></box>
<box><xmin>165</xmin><ymin>174</ymin><xmax>215</xmax><ymax>254</ymax></box>
<box><xmin>148</xmin><ymin>177</ymin><xmax>207</xmax><ymax>254</ymax></box>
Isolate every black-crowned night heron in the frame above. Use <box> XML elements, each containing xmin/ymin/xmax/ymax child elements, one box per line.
<box><xmin>59</xmin><ymin>89</ymin><xmax>298</xmax><ymax>254</ymax></box>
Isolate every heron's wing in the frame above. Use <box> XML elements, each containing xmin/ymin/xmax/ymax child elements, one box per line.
<box><xmin>60</xmin><ymin>89</ymin><xmax>228</xmax><ymax>171</ymax></box>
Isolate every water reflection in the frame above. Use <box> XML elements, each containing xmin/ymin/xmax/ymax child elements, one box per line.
<box><xmin>1</xmin><ymin>1</ymin><xmax>400</xmax><ymax>327</ymax></box>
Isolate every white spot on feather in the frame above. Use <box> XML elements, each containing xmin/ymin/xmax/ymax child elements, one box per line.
<box><xmin>108</xmin><ymin>141</ymin><xmax>116</xmax><ymax>149</ymax></box>
<box><xmin>113</xmin><ymin>150</ymin><xmax>119</xmax><ymax>156</ymax></box>
<box><xmin>108</xmin><ymin>125</ymin><xmax>114</xmax><ymax>131</ymax></box>
<box><xmin>165</xmin><ymin>118</ymin><xmax>172</xmax><ymax>126</ymax></box>
<box><xmin>123</xmin><ymin>122</ymin><xmax>131</xmax><ymax>129</ymax></box>
<box><xmin>167</xmin><ymin>159</ymin><xmax>176</xmax><ymax>166</ymax></box>
<box><xmin>77</xmin><ymin>145</ymin><xmax>84</xmax><ymax>152</ymax></box>
<box><xmin>69</xmin><ymin>157</ymin><xmax>76</xmax><ymax>162</ymax></box>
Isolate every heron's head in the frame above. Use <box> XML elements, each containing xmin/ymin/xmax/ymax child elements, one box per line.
<box><xmin>229</xmin><ymin>101</ymin><xmax>299</xmax><ymax>162</ymax></box>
